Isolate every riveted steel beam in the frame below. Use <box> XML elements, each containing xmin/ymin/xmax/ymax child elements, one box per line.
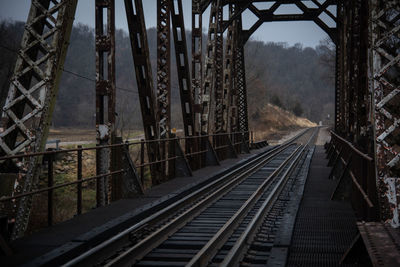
<box><xmin>0</xmin><ymin>0</ymin><xmax>77</xmax><ymax>239</ymax></box>
<box><xmin>156</xmin><ymin>0</ymin><xmax>171</xmax><ymax>140</ymax></box>
<box><xmin>192</xmin><ymin>0</ymin><xmax>203</xmax><ymax>134</ymax></box>
<box><xmin>124</xmin><ymin>0</ymin><xmax>160</xmax><ymax>183</ymax></box>
<box><xmin>213</xmin><ymin>2</ymin><xmax>224</xmax><ymax>134</ymax></box>
<box><xmin>201</xmin><ymin>0</ymin><xmax>222</xmax><ymax>135</ymax></box>
<box><xmin>156</xmin><ymin>0</ymin><xmax>171</xmax><ymax>179</ymax></box>
<box><xmin>335</xmin><ymin>2</ymin><xmax>343</xmax><ymax>132</ymax></box>
<box><xmin>95</xmin><ymin>0</ymin><xmax>116</xmax><ymax>207</ymax></box>
<box><xmin>235</xmin><ymin>18</ymin><xmax>249</xmax><ymax>137</ymax></box>
<box><xmin>369</xmin><ymin>0</ymin><xmax>400</xmax><ymax>226</ymax></box>
<box><xmin>224</xmin><ymin>4</ymin><xmax>238</xmax><ymax>134</ymax></box>
<box><xmin>171</xmin><ymin>0</ymin><xmax>195</xmax><ymax>138</ymax></box>
<box><xmin>220</xmin><ymin>0</ymin><xmax>338</xmax><ymax>44</ymax></box>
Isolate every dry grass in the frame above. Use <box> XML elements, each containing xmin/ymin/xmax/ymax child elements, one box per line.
<box><xmin>250</xmin><ymin>103</ymin><xmax>317</xmax><ymax>142</ymax></box>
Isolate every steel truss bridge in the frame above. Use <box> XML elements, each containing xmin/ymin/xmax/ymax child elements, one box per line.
<box><xmin>0</xmin><ymin>0</ymin><xmax>399</xmax><ymax>242</ymax></box>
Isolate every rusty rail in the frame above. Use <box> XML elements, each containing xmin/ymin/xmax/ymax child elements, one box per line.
<box><xmin>326</xmin><ymin>131</ymin><xmax>378</xmax><ymax>221</ymax></box>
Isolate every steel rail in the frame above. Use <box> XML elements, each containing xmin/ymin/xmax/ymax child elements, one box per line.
<box><xmin>61</xmin><ymin>128</ymin><xmax>311</xmax><ymax>266</ymax></box>
<box><xmin>63</xmin><ymin>129</ymin><xmax>311</xmax><ymax>266</ymax></box>
<box><xmin>186</xmin><ymin>146</ymin><xmax>302</xmax><ymax>266</ymax></box>
<box><xmin>100</xmin><ymin>145</ymin><xmax>296</xmax><ymax>266</ymax></box>
<box><xmin>219</xmin><ymin>128</ymin><xmax>318</xmax><ymax>266</ymax></box>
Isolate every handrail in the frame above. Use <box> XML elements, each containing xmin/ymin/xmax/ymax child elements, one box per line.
<box><xmin>327</xmin><ymin>130</ymin><xmax>377</xmax><ymax>221</ymax></box>
<box><xmin>0</xmin><ymin>131</ymin><xmax>257</xmax><ymax>229</ymax></box>
<box><xmin>330</xmin><ymin>131</ymin><xmax>373</xmax><ymax>161</ymax></box>
<box><xmin>0</xmin><ymin>131</ymin><xmax>249</xmax><ymax>161</ymax></box>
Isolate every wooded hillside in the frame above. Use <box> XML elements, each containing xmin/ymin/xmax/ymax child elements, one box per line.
<box><xmin>0</xmin><ymin>20</ymin><xmax>335</xmax><ymax>133</ymax></box>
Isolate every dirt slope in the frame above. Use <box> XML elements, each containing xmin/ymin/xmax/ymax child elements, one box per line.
<box><xmin>249</xmin><ymin>103</ymin><xmax>317</xmax><ymax>142</ymax></box>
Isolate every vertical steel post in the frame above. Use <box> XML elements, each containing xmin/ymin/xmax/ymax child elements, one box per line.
<box><xmin>156</xmin><ymin>0</ymin><xmax>171</xmax><ymax>179</ymax></box>
<box><xmin>140</xmin><ymin>139</ymin><xmax>145</xmax><ymax>185</ymax></box>
<box><xmin>95</xmin><ymin>0</ymin><xmax>116</xmax><ymax>206</ymax></box>
<box><xmin>124</xmin><ymin>0</ymin><xmax>160</xmax><ymax>183</ymax></box>
<box><xmin>224</xmin><ymin>4</ymin><xmax>238</xmax><ymax>134</ymax></box>
<box><xmin>201</xmin><ymin>0</ymin><xmax>222</xmax><ymax>135</ymax></box>
<box><xmin>171</xmin><ymin>0</ymin><xmax>197</xmax><ymax>165</ymax></box>
<box><xmin>213</xmin><ymin>2</ymin><xmax>224</xmax><ymax>134</ymax></box>
<box><xmin>236</xmin><ymin>18</ymin><xmax>249</xmax><ymax>138</ymax></box>
<box><xmin>338</xmin><ymin>1</ymin><xmax>347</xmax><ymax>136</ymax></box>
<box><xmin>170</xmin><ymin>0</ymin><xmax>196</xmax><ymax>138</ymax></box>
<box><xmin>334</xmin><ymin>1</ymin><xmax>342</xmax><ymax>132</ymax></box>
<box><xmin>47</xmin><ymin>155</ymin><xmax>53</xmax><ymax>226</ymax></box>
<box><xmin>77</xmin><ymin>145</ymin><xmax>82</xmax><ymax>215</ymax></box>
<box><xmin>342</xmin><ymin>0</ymin><xmax>350</xmax><ymax>137</ymax></box>
<box><xmin>348</xmin><ymin>0</ymin><xmax>356</xmax><ymax>142</ymax></box>
<box><xmin>355</xmin><ymin>0</ymin><xmax>370</xmax><ymax>151</ymax></box>
<box><xmin>157</xmin><ymin>0</ymin><xmax>171</xmax><ymax>140</ymax></box>
<box><xmin>192</xmin><ymin>0</ymin><xmax>203</xmax><ymax>134</ymax></box>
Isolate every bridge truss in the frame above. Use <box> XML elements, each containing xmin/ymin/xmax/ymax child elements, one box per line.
<box><xmin>0</xmin><ymin>0</ymin><xmax>399</xmax><ymax>238</ymax></box>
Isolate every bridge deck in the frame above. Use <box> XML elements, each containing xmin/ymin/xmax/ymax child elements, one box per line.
<box><xmin>4</xmin><ymin>146</ymin><xmax>271</xmax><ymax>266</ymax></box>
<box><xmin>6</xmin><ymin>128</ymin><xmax>397</xmax><ymax>266</ymax></box>
<box><xmin>287</xmin><ymin>145</ymin><xmax>358</xmax><ymax>266</ymax></box>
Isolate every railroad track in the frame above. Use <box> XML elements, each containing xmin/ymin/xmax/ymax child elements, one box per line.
<box><xmin>63</xmin><ymin>128</ymin><xmax>318</xmax><ymax>267</ymax></box>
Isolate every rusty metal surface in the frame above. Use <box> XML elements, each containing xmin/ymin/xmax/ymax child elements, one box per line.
<box><xmin>213</xmin><ymin>1</ymin><xmax>224</xmax><ymax>134</ymax></box>
<box><xmin>192</xmin><ymin>0</ymin><xmax>203</xmax><ymax>134</ymax></box>
<box><xmin>357</xmin><ymin>222</ymin><xmax>400</xmax><ymax>266</ymax></box>
<box><xmin>0</xmin><ymin>0</ymin><xmax>77</xmax><ymax>240</ymax></box>
<box><xmin>369</xmin><ymin>0</ymin><xmax>400</xmax><ymax>226</ymax></box>
<box><xmin>335</xmin><ymin>2</ymin><xmax>343</xmax><ymax>133</ymax></box>
<box><xmin>200</xmin><ymin>0</ymin><xmax>221</xmax><ymax>135</ymax></box>
<box><xmin>156</xmin><ymin>0</ymin><xmax>171</xmax><ymax>140</ymax></box>
<box><xmin>156</xmin><ymin>0</ymin><xmax>171</xmax><ymax>179</ymax></box>
<box><xmin>224</xmin><ymin>5</ymin><xmax>238</xmax><ymax>134</ymax></box>
<box><xmin>235</xmin><ymin>19</ymin><xmax>249</xmax><ymax>137</ymax></box>
<box><xmin>95</xmin><ymin>0</ymin><xmax>116</xmax><ymax>207</ymax></box>
<box><xmin>328</xmin><ymin>131</ymin><xmax>378</xmax><ymax>221</ymax></box>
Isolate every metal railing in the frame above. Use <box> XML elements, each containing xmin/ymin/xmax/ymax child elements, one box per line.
<box><xmin>326</xmin><ymin>131</ymin><xmax>378</xmax><ymax>221</ymax></box>
<box><xmin>0</xmin><ymin>131</ymin><xmax>263</xmax><ymax>233</ymax></box>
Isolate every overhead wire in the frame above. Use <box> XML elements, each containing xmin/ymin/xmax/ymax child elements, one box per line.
<box><xmin>0</xmin><ymin>43</ymin><xmax>181</xmax><ymax>100</ymax></box>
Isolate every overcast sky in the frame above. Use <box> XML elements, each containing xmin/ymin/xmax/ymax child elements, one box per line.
<box><xmin>0</xmin><ymin>0</ymin><xmax>334</xmax><ymax>48</ymax></box>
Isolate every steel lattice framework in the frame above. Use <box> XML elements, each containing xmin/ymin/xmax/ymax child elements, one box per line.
<box><xmin>0</xmin><ymin>0</ymin><xmax>399</xmax><ymax>239</ymax></box>
<box><xmin>0</xmin><ymin>0</ymin><xmax>78</xmax><ymax>239</ymax></box>
<box><xmin>369</xmin><ymin>0</ymin><xmax>400</xmax><ymax>226</ymax></box>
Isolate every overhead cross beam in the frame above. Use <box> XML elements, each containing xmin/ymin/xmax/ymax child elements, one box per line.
<box><xmin>221</xmin><ymin>0</ymin><xmax>338</xmax><ymax>43</ymax></box>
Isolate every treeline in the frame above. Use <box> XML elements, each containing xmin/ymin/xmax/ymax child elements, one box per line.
<box><xmin>0</xmin><ymin>20</ymin><xmax>334</xmax><ymax>130</ymax></box>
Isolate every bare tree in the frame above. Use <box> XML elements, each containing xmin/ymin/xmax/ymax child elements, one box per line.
<box><xmin>317</xmin><ymin>37</ymin><xmax>336</xmax><ymax>83</ymax></box>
